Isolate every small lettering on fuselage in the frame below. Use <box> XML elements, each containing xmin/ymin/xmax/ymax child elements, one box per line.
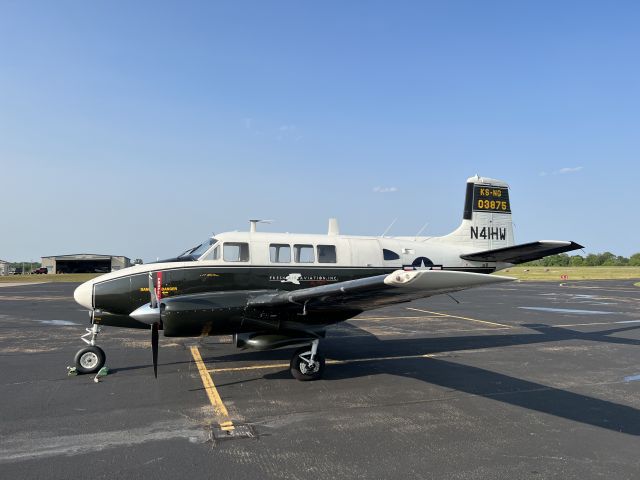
<box><xmin>140</xmin><ymin>286</ymin><xmax>178</xmax><ymax>293</ymax></box>
<box><xmin>470</xmin><ymin>226</ymin><xmax>507</xmax><ymax>241</ymax></box>
<box><xmin>269</xmin><ymin>274</ymin><xmax>339</xmax><ymax>283</ymax></box>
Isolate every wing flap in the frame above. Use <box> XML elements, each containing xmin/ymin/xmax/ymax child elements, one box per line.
<box><xmin>460</xmin><ymin>240</ymin><xmax>583</xmax><ymax>264</ymax></box>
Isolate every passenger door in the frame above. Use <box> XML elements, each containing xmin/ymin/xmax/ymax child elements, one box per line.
<box><xmin>348</xmin><ymin>239</ymin><xmax>382</xmax><ymax>267</ymax></box>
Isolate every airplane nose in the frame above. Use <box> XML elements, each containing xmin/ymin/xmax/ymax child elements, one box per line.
<box><xmin>73</xmin><ymin>281</ymin><xmax>94</xmax><ymax>309</ymax></box>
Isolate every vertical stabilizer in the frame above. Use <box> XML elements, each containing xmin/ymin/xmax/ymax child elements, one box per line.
<box><xmin>435</xmin><ymin>175</ymin><xmax>515</xmax><ymax>250</ymax></box>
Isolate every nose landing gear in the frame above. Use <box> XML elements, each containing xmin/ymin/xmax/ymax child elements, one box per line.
<box><xmin>74</xmin><ymin>323</ymin><xmax>106</xmax><ymax>374</ymax></box>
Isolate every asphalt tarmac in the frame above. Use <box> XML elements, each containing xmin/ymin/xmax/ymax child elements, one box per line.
<box><xmin>1</xmin><ymin>280</ymin><xmax>639</xmax><ymax>479</ymax></box>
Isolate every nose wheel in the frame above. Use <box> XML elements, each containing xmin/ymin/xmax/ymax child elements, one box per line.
<box><xmin>74</xmin><ymin>345</ymin><xmax>106</xmax><ymax>374</ymax></box>
<box><xmin>74</xmin><ymin>323</ymin><xmax>106</xmax><ymax>374</ymax></box>
<box><xmin>290</xmin><ymin>339</ymin><xmax>325</xmax><ymax>381</ymax></box>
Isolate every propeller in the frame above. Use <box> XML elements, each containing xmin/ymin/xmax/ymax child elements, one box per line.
<box><xmin>151</xmin><ymin>321</ymin><xmax>159</xmax><ymax>378</ymax></box>
<box><xmin>148</xmin><ymin>272</ymin><xmax>162</xmax><ymax>378</ymax></box>
<box><xmin>129</xmin><ymin>271</ymin><xmax>165</xmax><ymax>377</ymax></box>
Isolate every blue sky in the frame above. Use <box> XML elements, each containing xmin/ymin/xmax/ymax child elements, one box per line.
<box><xmin>1</xmin><ymin>1</ymin><xmax>638</xmax><ymax>262</ymax></box>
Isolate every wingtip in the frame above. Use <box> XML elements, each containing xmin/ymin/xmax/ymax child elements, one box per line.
<box><xmin>490</xmin><ymin>274</ymin><xmax>517</xmax><ymax>282</ymax></box>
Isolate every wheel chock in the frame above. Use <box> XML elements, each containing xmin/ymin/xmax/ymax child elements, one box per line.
<box><xmin>93</xmin><ymin>366</ymin><xmax>109</xmax><ymax>383</ymax></box>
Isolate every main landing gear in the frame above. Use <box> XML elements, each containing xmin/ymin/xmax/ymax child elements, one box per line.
<box><xmin>74</xmin><ymin>323</ymin><xmax>106</xmax><ymax>374</ymax></box>
<box><xmin>290</xmin><ymin>339</ymin><xmax>325</xmax><ymax>381</ymax></box>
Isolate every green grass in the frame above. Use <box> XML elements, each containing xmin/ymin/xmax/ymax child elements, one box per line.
<box><xmin>3</xmin><ymin>269</ymin><xmax>639</xmax><ymax>285</ymax></box>
<box><xmin>498</xmin><ymin>266</ymin><xmax>640</xmax><ymax>282</ymax></box>
<box><xmin>0</xmin><ymin>273</ymin><xmax>103</xmax><ymax>283</ymax></box>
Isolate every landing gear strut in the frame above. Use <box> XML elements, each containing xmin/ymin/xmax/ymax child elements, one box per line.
<box><xmin>74</xmin><ymin>323</ymin><xmax>106</xmax><ymax>374</ymax></box>
<box><xmin>290</xmin><ymin>339</ymin><xmax>325</xmax><ymax>381</ymax></box>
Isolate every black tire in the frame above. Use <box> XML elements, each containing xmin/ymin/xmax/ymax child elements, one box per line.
<box><xmin>290</xmin><ymin>346</ymin><xmax>325</xmax><ymax>381</ymax></box>
<box><xmin>74</xmin><ymin>346</ymin><xmax>106</xmax><ymax>374</ymax></box>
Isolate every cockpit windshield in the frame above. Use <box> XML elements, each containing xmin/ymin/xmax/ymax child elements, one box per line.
<box><xmin>177</xmin><ymin>237</ymin><xmax>218</xmax><ymax>260</ymax></box>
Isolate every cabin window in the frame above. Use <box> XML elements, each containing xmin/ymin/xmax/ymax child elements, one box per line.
<box><xmin>383</xmin><ymin>249</ymin><xmax>400</xmax><ymax>260</ymax></box>
<box><xmin>223</xmin><ymin>242</ymin><xmax>250</xmax><ymax>262</ymax></box>
<box><xmin>269</xmin><ymin>244</ymin><xmax>291</xmax><ymax>263</ymax></box>
<box><xmin>294</xmin><ymin>244</ymin><xmax>315</xmax><ymax>263</ymax></box>
<box><xmin>317</xmin><ymin>245</ymin><xmax>337</xmax><ymax>263</ymax></box>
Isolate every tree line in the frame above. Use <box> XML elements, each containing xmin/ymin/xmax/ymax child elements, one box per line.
<box><xmin>524</xmin><ymin>252</ymin><xmax>640</xmax><ymax>267</ymax></box>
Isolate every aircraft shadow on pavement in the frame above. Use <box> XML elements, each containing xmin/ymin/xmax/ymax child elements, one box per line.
<box><xmin>213</xmin><ymin>321</ymin><xmax>640</xmax><ymax>436</ymax></box>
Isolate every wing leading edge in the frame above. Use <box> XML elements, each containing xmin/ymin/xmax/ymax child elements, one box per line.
<box><xmin>248</xmin><ymin>269</ymin><xmax>514</xmax><ymax>312</ymax></box>
<box><xmin>460</xmin><ymin>240</ymin><xmax>584</xmax><ymax>265</ymax></box>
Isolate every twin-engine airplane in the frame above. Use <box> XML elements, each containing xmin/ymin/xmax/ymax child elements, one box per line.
<box><xmin>72</xmin><ymin>176</ymin><xmax>582</xmax><ymax>380</ymax></box>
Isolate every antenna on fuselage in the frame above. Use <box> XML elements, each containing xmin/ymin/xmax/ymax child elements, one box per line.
<box><xmin>414</xmin><ymin>222</ymin><xmax>429</xmax><ymax>241</ymax></box>
<box><xmin>380</xmin><ymin>218</ymin><xmax>397</xmax><ymax>237</ymax></box>
<box><xmin>249</xmin><ymin>219</ymin><xmax>273</xmax><ymax>232</ymax></box>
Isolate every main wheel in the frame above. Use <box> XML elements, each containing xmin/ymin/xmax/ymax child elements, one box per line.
<box><xmin>74</xmin><ymin>346</ymin><xmax>106</xmax><ymax>374</ymax></box>
<box><xmin>290</xmin><ymin>346</ymin><xmax>325</xmax><ymax>381</ymax></box>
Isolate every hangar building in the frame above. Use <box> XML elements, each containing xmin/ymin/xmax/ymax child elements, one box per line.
<box><xmin>0</xmin><ymin>259</ymin><xmax>9</xmax><ymax>276</ymax></box>
<box><xmin>41</xmin><ymin>254</ymin><xmax>131</xmax><ymax>274</ymax></box>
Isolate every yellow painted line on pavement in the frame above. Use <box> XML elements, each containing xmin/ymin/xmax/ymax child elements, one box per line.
<box><xmin>553</xmin><ymin>322</ymin><xmax>617</xmax><ymax>328</ymax></box>
<box><xmin>406</xmin><ymin>307</ymin><xmax>512</xmax><ymax>328</ymax></box>
<box><xmin>352</xmin><ymin>315</ymin><xmax>442</xmax><ymax>322</ymax></box>
<box><xmin>208</xmin><ymin>352</ymin><xmax>468</xmax><ymax>374</ymax></box>
<box><xmin>190</xmin><ymin>346</ymin><xmax>235</xmax><ymax>431</ymax></box>
<box><xmin>555</xmin><ymin>320</ymin><xmax>640</xmax><ymax>328</ymax></box>
<box><xmin>212</xmin><ymin>361</ymin><xmax>291</xmax><ymax>373</ymax></box>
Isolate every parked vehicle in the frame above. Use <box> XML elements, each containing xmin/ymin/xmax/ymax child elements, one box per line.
<box><xmin>31</xmin><ymin>267</ymin><xmax>48</xmax><ymax>274</ymax></box>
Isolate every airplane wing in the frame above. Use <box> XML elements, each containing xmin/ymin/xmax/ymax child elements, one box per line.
<box><xmin>460</xmin><ymin>241</ymin><xmax>584</xmax><ymax>265</ymax></box>
<box><xmin>247</xmin><ymin>269</ymin><xmax>514</xmax><ymax>313</ymax></box>
<box><xmin>145</xmin><ymin>270</ymin><xmax>514</xmax><ymax>337</ymax></box>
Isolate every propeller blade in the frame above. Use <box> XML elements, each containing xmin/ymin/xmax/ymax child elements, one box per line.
<box><xmin>148</xmin><ymin>273</ymin><xmax>157</xmax><ymax>309</ymax></box>
<box><xmin>151</xmin><ymin>322</ymin><xmax>159</xmax><ymax>378</ymax></box>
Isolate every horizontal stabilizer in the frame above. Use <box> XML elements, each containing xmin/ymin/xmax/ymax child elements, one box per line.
<box><xmin>460</xmin><ymin>241</ymin><xmax>584</xmax><ymax>264</ymax></box>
